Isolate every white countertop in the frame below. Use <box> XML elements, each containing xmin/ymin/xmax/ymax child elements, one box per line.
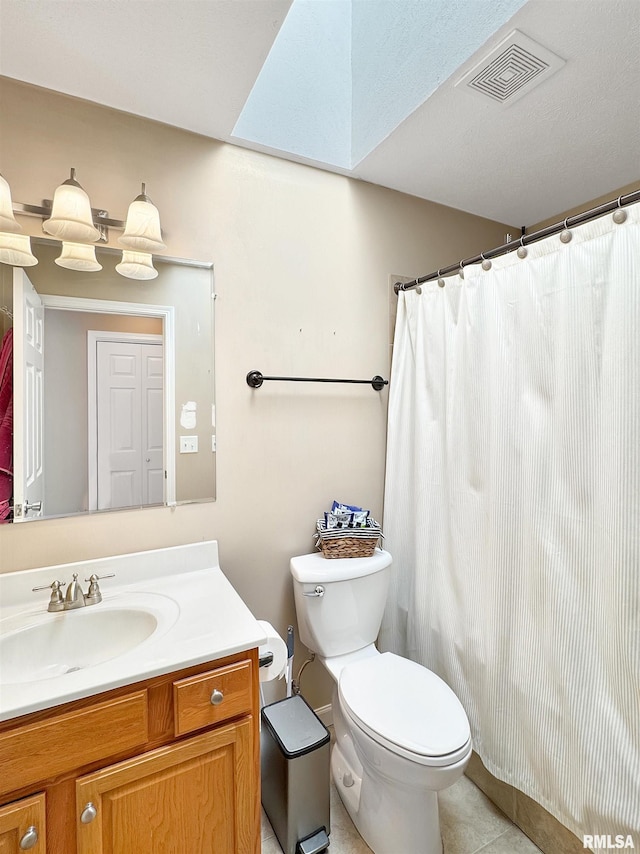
<box><xmin>0</xmin><ymin>541</ymin><xmax>267</xmax><ymax>722</ymax></box>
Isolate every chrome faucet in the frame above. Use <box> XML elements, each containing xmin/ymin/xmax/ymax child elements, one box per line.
<box><xmin>32</xmin><ymin>573</ymin><xmax>115</xmax><ymax>612</ymax></box>
<box><xmin>65</xmin><ymin>573</ymin><xmax>86</xmax><ymax>610</ymax></box>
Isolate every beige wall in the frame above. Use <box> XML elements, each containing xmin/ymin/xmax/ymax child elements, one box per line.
<box><xmin>0</xmin><ymin>77</ymin><xmax>512</xmax><ymax>708</ymax></box>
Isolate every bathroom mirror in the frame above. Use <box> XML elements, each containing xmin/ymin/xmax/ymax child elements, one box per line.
<box><xmin>2</xmin><ymin>239</ymin><xmax>215</xmax><ymax>522</ymax></box>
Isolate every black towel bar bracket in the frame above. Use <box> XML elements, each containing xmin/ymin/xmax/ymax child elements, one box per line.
<box><xmin>246</xmin><ymin>370</ymin><xmax>388</xmax><ymax>391</ymax></box>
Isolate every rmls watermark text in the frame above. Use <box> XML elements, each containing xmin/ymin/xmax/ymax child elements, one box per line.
<box><xmin>583</xmin><ymin>836</ymin><xmax>635</xmax><ymax>850</ymax></box>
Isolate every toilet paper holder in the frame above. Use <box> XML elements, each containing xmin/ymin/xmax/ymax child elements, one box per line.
<box><xmin>257</xmin><ymin>620</ymin><xmax>289</xmax><ymax>684</ymax></box>
<box><xmin>259</xmin><ymin>651</ymin><xmax>274</xmax><ymax>668</ymax></box>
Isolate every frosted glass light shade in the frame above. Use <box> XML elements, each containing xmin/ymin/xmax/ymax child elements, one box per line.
<box><xmin>0</xmin><ymin>174</ymin><xmax>21</xmax><ymax>233</ymax></box>
<box><xmin>119</xmin><ymin>185</ymin><xmax>166</xmax><ymax>252</ymax></box>
<box><xmin>0</xmin><ymin>232</ymin><xmax>38</xmax><ymax>267</ymax></box>
<box><xmin>42</xmin><ymin>170</ymin><xmax>100</xmax><ymax>243</ymax></box>
<box><xmin>55</xmin><ymin>242</ymin><xmax>102</xmax><ymax>272</ymax></box>
<box><xmin>116</xmin><ymin>250</ymin><xmax>158</xmax><ymax>280</ymax></box>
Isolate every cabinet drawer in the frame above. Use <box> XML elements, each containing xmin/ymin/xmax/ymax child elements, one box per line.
<box><xmin>0</xmin><ymin>691</ymin><xmax>148</xmax><ymax>797</ymax></box>
<box><xmin>173</xmin><ymin>659</ymin><xmax>253</xmax><ymax>736</ymax></box>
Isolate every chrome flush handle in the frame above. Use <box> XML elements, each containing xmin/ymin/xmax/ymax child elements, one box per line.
<box><xmin>303</xmin><ymin>585</ymin><xmax>325</xmax><ymax>598</ymax></box>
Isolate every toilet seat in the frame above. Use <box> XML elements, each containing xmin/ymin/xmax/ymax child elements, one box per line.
<box><xmin>338</xmin><ymin>652</ymin><xmax>471</xmax><ymax>767</ymax></box>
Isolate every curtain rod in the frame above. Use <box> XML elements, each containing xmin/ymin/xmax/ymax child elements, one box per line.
<box><xmin>394</xmin><ymin>189</ymin><xmax>640</xmax><ymax>294</ymax></box>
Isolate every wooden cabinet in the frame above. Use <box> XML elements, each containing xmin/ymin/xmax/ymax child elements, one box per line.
<box><xmin>0</xmin><ymin>650</ymin><xmax>260</xmax><ymax>854</ymax></box>
<box><xmin>76</xmin><ymin>718</ymin><xmax>253</xmax><ymax>854</ymax></box>
<box><xmin>0</xmin><ymin>793</ymin><xmax>46</xmax><ymax>853</ymax></box>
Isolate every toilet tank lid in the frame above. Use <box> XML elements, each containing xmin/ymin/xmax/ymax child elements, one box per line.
<box><xmin>290</xmin><ymin>549</ymin><xmax>392</xmax><ymax>583</ymax></box>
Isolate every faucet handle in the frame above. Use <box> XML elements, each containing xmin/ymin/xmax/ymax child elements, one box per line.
<box><xmin>83</xmin><ymin>573</ymin><xmax>115</xmax><ymax>583</ymax></box>
<box><xmin>32</xmin><ymin>579</ymin><xmax>66</xmax><ymax>592</ymax></box>
<box><xmin>84</xmin><ymin>573</ymin><xmax>115</xmax><ymax>605</ymax></box>
<box><xmin>32</xmin><ymin>580</ymin><xmax>66</xmax><ymax>612</ymax></box>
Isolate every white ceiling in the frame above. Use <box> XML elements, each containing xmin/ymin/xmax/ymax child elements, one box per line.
<box><xmin>1</xmin><ymin>0</ymin><xmax>638</xmax><ymax>227</ymax></box>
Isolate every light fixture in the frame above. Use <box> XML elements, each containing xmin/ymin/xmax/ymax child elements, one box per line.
<box><xmin>55</xmin><ymin>242</ymin><xmax>102</xmax><ymax>272</ymax></box>
<box><xmin>42</xmin><ymin>168</ymin><xmax>100</xmax><ymax>243</ymax></box>
<box><xmin>116</xmin><ymin>250</ymin><xmax>158</xmax><ymax>280</ymax></box>
<box><xmin>0</xmin><ymin>173</ymin><xmax>22</xmax><ymax>233</ymax></box>
<box><xmin>0</xmin><ymin>232</ymin><xmax>38</xmax><ymax>267</ymax></box>
<box><xmin>0</xmin><ymin>172</ymin><xmax>166</xmax><ymax>274</ymax></box>
<box><xmin>0</xmin><ymin>173</ymin><xmax>38</xmax><ymax>266</ymax></box>
<box><xmin>119</xmin><ymin>184</ymin><xmax>166</xmax><ymax>253</ymax></box>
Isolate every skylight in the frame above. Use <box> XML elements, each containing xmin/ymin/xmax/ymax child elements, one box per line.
<box><xmin>232</xmin><ymin>0</ymin><xmax>528</xmax><ymax>170</ymax></box>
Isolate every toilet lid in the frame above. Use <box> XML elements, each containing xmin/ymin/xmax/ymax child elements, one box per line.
<box><xmin>339</xmin><ymin>652</ymin><xmax>471</xmax><ymax>763</ymax></box>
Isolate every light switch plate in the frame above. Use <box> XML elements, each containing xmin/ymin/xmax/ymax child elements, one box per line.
<box><xmin>180</xmin><ymin>435</ymin><xmax>198</xmax><ymax>454</ymax></box>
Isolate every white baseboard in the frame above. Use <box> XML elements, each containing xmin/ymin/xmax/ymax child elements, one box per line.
<box><xmin>314</xmin><ymin>703</ymin><xmax>333</xmax><ymax>728</ymax></box>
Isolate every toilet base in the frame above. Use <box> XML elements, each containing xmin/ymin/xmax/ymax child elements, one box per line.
<box><xmin>331</xmin><ymin>702</ymin><xmax>444</xmax><ymax>854</ymax></box>
<box><xmin>331</xmin><ymin>740</ymin><xmax>443</xmax><ymax>854</ymax></box>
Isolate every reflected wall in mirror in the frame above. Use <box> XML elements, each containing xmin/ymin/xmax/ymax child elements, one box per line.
<box><xmin>0</xmin><ymin>240</ymin><xmax>215</xmax><ymax>522</ymax></box>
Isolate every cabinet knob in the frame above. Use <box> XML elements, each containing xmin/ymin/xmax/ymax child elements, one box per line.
<box><xmin>80</xmin><ymin>802</ymin><xmax>98</xmax><ymax>824</ymax></box>
<box><xmin>19</xmin><ymin>826</ymin><xmax>38</xmax><ymax>850</ymax></box>
<box><xmin>210</xmin><ymin>688</ymin><xmax>224</xmax><ymax>705</ymax></box>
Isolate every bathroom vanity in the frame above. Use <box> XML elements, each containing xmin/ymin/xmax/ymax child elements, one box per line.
<box><xmin>0</xmin><ymin>542</ymin><xmax>265</xmax><ymax>853</ymax></box>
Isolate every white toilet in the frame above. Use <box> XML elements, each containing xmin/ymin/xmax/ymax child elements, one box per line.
<box><xmin>290</xmin><ymin>548</ymin><xmax>472</xmax><ymax>854</ymax></box>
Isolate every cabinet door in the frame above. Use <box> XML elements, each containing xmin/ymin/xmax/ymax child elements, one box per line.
<box><xmin>0</xmin><ymin>793</ymin><xmax>46</xmax><ymax>854</ymax></box>
<box><xmin>76</xmin><ymin>717</ymin><xmax>256</xmax><ymax>854</ymax></box>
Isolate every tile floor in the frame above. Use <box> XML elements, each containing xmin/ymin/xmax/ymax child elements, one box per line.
<box><xmin>261</xmin><ymin>773</ymin><xmax>543</xmax><ymax>854</ymax></box>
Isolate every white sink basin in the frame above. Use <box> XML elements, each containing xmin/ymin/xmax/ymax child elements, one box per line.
<box><xmin>0</xmin><ymin>594</ymin><xmax>179</xmax><ymax>684</ymax></box>
<box><xmin>0</xmin><ymin>542</ymin><xmax>267</xmax><ymax>723</ymax></box>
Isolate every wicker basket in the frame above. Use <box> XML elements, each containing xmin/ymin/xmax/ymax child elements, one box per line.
<box><xmin>315</xmin><ymin>519</ymin><xmax>383</xmax><ymax>559</ymax></box>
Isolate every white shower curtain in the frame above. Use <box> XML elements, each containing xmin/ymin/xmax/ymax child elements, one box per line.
<box><xmin>381</xmin><ymin>204</ymin><xmax>640</xmax><ymax>847</ymax></box>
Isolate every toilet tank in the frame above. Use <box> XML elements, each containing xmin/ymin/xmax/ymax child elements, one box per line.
<box><xmin>290</xmin><ymin>550</ymin><xmax>392</xmax><ymax>659</ymax></box>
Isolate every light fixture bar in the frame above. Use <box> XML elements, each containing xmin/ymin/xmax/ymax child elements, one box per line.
<box><xmin>11</xmin><ymin>201</ymin><xmax>125</xmax><ymax>230</ymax></box>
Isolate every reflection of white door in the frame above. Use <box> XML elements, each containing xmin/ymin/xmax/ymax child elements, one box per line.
<box><xmin>13</xmin><ymin>269</ymin><xmax>44</xmax><ymax>521</ymax></box>
<box><xmin>95</xmin><ymin>338</ymin><xmax>163</xmax><ymax>510</ymax></box>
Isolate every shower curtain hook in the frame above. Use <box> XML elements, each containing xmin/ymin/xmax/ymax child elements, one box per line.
<box><xmin>560</xmin><ymin>217</ymin><xmax>572</xmax><ymax>244</ymax></box>
<box><xmin>517</xmin><ymin>235</ymin><xmax>528</xmax><ymax>259</ymax></box>
<box><xmin>437</xmin><ymin>269</ymin><xmax>445</xmax><ymax>288</ymax></box>
<box><xmin>613</xmin><ymin>196</ymin><xmax>627</xmax><ymax>224</ymax></box>
<box><xmin>459</xmin><ymin>261</ymin><xmax>465</xmax><ymax>280</ymax></box>
<box><xmin>481</xmin><ymin>252</ymin><xmax>492</xmax><ymax>271</ymax></box>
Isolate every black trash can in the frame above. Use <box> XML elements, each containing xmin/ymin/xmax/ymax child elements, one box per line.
<box><xmin>261</xmin><ymin>694</ymin><xmax>331</xmax><ymax>854</ymax></box>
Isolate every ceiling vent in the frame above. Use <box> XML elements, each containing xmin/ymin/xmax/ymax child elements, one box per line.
<box><xmin>455</xmin><ymin>30</ymin><xmax>565</xmax><ymax>107</ymax></box>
